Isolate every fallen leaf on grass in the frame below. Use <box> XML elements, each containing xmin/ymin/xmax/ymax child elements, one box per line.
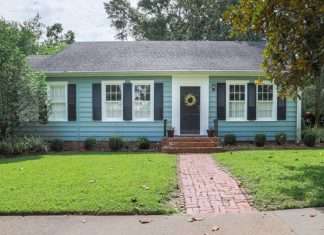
<box><xmin>142</xmin><ymin>185</ymin><xmax>150</xmax><ymax>190</ymax></box>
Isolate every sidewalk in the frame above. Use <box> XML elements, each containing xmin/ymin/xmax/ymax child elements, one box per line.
<box><xmin>0</xmin><ymin>208</ymin><xmax>323</xmax><ymax>235</ymax></box>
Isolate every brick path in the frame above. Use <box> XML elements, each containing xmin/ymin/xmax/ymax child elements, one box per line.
<box><xmin>179</xmin><ymin>154</ymin><xmax>254</xmax><ymax>215</ymax></box>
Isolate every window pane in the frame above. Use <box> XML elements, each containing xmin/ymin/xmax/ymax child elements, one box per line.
<box><xmin>257</xmin><ymin>101</ymin><xmax>273</xmax><ymax>119</ymax></box>
<box><xmin>134</xmin><ymin>84</ymin><xmax>151</xmax><ymax>120</ymax></box>
<box><xmin>229</xmin><ymin>102</ymin><xmax>245</xmax><ymax>119</ymax></box>
<box><xmin>106</xmin><ymin>84</ymin><xmax>122</xmax><ymax>101</ymax></box>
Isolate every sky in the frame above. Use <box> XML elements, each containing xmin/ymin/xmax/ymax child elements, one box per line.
<box><xmin>1</xmin><ymin>0</ymin><xmax>138</xmax><ymax>41</ymax></box>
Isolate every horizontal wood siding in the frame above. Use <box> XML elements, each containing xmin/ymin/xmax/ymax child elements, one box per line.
<box><xmin>19</xmin><ymin>76</ymin><xmax>172</xmax><ymax>141</ymax></box>
<box><xmin>209</xmin><ymin>77</ymin><xmax>297</xmax><ymax>141</ymax></box>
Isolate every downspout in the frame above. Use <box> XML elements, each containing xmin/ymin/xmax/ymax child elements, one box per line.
<box><xmin>296</xmin><ymin>90</ymin><xmax>302</xmax><ymax>144</ymax></box>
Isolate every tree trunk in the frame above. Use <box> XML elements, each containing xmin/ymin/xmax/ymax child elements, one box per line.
<box><xmin>314</xmin><ymin>69</ymin><xmax>323</xmax><ymax>128</ymax></box>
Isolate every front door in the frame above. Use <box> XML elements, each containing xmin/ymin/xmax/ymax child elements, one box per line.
<box><xmin>180</xmin><ymin>87</ymin><xmax>200</xmax><ymax>135</ymax></box>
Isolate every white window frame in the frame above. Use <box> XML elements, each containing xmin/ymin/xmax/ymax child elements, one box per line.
<box><xmin>226</xmin><ymin>80</ymin><xmax>248</xmax><ymax>121</ymax></box>
<box><xmin>256</xmin><ymin>82</ymin><xmax>277</xmax><ymax>121</ymax></box>
<box><xmin>101</xmin><ymin>81</ymin><xmax>124</xmax><ymax>122</ymax></box>
<box><xmin>47</xmin><ymin>81</ymin><xmax>68</xmax><ymax>122</ymax></box>
<box><xmin>132</xmin><ymin>80</ymin><xmax>154</xmax><ymax>122</ymax></box>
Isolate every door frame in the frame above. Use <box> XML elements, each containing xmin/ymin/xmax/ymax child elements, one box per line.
<box><xmin>172</xmin><ymin>74</ymin><xmax>209</xmax><ymax>136</ymax></box>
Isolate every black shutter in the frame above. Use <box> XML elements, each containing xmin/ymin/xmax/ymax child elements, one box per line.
<box><xmin>92</xmin><ymin>83</ymin><xmax>101</xmax><ymax>121</ymax></box>
<box><xmin>68</xmin><ymin>84</ymin><xmax>77</xmax><ymax>121</ymax></box>
<box><xmin>217</xmin><ymin>83</ymin><xmax>226</xmax><ymax>120</ymax></box>
<box><xmin>154</xmin><ymin>83</ymin><xmax>163</xmax><ymax>120</ymax></box>
<box><xmin>277</xmin><ymin>96</ymin><xmax>287</xmax><ymax>120</ymax></box>
<box><xmin>123</xmin><ymin>83</ymin><xmax>132</xmax><ymax>121</ymax></box>
<box><xmin>247</xmin><ymin>83</ymin><xmax>256</xmax><ymax>120</ymax></box>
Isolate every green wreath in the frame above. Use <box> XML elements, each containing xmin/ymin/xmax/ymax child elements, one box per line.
<box><xmin>184</xmin><ymin>94</ymin><xmax>197</xmax><ymax>107</ymax></box>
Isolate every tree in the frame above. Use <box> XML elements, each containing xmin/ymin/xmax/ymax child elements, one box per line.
<box><xmin>225</xmin><ymin>0</ymin><xmax>324</xmax><ymax>126</ymax></box>
<box><xmin>0</xmin><ymin>19</ymin><xmax>48</xmax><ymax>138</ymax></box>
<box><xmin>64</xmin><ymin>30</ymin><xmax>75</xmax><ymax>44</ymax></box>
<box><xmin>104</xmin><ymin>0</ymin><xmax>260</xmax><ymax>40</ymax></box>
<box><xmin>46</xmin><ymin>23</ymin><xmax>64</xmax><ymax>44</ymax></box>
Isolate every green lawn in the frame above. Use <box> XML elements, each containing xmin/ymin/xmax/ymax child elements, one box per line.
<box><xmin>215</xmin><ymin>150</ymin><xmax>324</xmax><ymax>210</ymax></box>
<box><xmin>0</xmin><ymin>153</ymin><xmax>177</xmax><ymax>215</ymax></box>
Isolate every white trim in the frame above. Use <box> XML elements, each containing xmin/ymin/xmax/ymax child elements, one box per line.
<box><xmin>101</xmin><ymin>80</ymin><xmax>124</xmax><ymax>122</ymax></box>
<box><xmin>226</xmin><ymin>80</ymin><xmax>248</xmax><ymax>121</ymax></box>
<box><xmin>296</xmin><ymin>90</ymin><xmax>302</xmax><ymax>143</ymax></box>
<box><xmin>131</xmin><ymin>80</ymin><xmax>154</xmax><ymax>122</ymax></box>
<box><xmin>172</xmin><ymin>74</ymin><xmax>209</xmax><ymax>135</ymax></box>
<box><xmin>47</xmin><ymin>81</ymin><xmax>68</xmax><ymax>122</ymax></box>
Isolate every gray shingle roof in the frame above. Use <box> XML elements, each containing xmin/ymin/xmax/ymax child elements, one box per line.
<box><xmin>28</xmin><ymin>41</ymin><xmax>265</xmax><ymax>73</ymax></box>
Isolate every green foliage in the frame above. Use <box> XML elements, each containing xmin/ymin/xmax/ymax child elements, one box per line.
<box><xmin>303</xmin><ymin>129</ymin><xmax>317</xmax><ymax>147</ymax></box>
<box><xmin>225</xmin><ymin>0</ymin><xmax>324</xmax><ymax>124</ymax></box>
<box><xmin>104</xmin><ymin>0</ymin><xmax>260</xmax><ymax>40</ymax></box>
<box><xmin>0</xmin><ymin>19</ymin><xmax>48</xmax><ymax>138</ymax></box>
<box><xmin>0</xmin><ymin>136</ymin><xmax>47</xmax><ymax>156</ymax></box>
<box><xmin>0</xmin><ymin>153</ymin><xmax>177</xmax><ymax>214</ymax></box>
<box><xmin>255</xmin><ymin>134</ymin><xmax>266</xmax><ymax>147</ymax></box>
<box><xmin>109</xmin><ymin>136</ymin><xmax>124</xmax><ymax>151</ymax></box>
<box><xmin>224</xmin><ymin>134</ymin><xmax>237</xmax><ymax>146</ymax></box>
<box><xmin>50</xmin><ymin>139</ymin><xmax>64</xmax><ymax>152</ymax></box>
<box><xmin>275</xmin><ymin>132</ymin><xmax>287</xmax><ymax>145</ymax></box>
<box><xmin>137</xmin><ymin>137</ymin><xmax>150</xmax><ymax>150</ymax></box>
<box><xmin>216</xmin><ymin>150</ymin><xmax>324</xmax><ymax>210</ymax></box>
<box><xmin>37</xmin><ymin>42</ymin><xmax>67</xmax><ymax>55</ymax></box>
<box><xmin>84</xmin><ymin>138</ymin><xmax>97</xmax><ymax>150</ymax></box>
<box><xmin>302</xmin><ymin>85</ymin><xmax>324</xmax><ymax>114</ymax></box>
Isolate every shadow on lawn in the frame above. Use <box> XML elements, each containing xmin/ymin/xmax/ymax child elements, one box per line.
<box><xmin>279</xmin><ymin>164</ymin><xmax>324</xmax><ymax>208</ymax></box>
<box><xmin>0</xmin><ymin>155</ymin><xmax>43</xmax><ymax>164</ymax></box>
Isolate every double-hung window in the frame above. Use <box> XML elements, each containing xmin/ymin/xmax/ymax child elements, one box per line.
<box><xmin>48</xmin><ymin>82</ymin><xmax>68</xmax><ymax>121</ymax></box>
<box><xmin>227</xmin><ymin>82</ymin><xmax>247</xmax><ymax>121</ymax></box>
<box><xmin>256</xmin><ymin>84</ymin><xmax>275</xmax><ymax>120</ymax></box>
<box><xmin>102</xmin><ymin>81</ymin><xmax>123</xmax><ymax>121</ymax></box>
<box><xmin>132</xmin><ymin>81</ymin><xmax>154</xmax><ymax>121</ymax></box>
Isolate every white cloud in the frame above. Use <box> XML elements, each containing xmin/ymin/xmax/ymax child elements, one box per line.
<box><xmin>0</xmin><ymin>0</ymin><xmax>139</xmax><ymax>41</ymax></box>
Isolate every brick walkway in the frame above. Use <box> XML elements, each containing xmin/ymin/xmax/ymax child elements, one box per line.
<box><xmin>179</xmin><ymin>154</ymin><xmax>254</xmax><ymax>215</ymax></box>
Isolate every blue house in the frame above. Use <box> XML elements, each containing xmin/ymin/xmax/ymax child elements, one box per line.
<box><xmin>26</xmin><ymin>41</ymin><xmax>301</xmax><ymax>146</ymax></box>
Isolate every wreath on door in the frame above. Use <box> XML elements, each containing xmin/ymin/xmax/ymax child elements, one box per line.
<box><xmin>184</xmin><ymin>93</ymin><xmax>197</xmax><ymax>107</ymax></box>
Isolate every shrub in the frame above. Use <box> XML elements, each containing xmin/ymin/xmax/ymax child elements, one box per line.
<box><xmin>255</xmin><ymin>134</ymin><xmax>266</xmax><ymax>147</ymax></box>
<box><xmin>275</xmin><ymin>132</ymin><xmax>287</xmax><ymax>145</ymax></box>
<box><xmin>303</xmin><ymin>131</ymin><xmax>317</xmax><ymax>147</ymax></box>
<box><xmin>137</xmin><ymin>137</ymin><xmax>150</xmax><ymax>150</ymax></box>
<box><xmin>224</xmin><ymin>134</ymin><xmax>237</xmax><ymax>146</ymax></box>
<box><xmin>0</xmin><ymin>136</ymin><xmax>48</xmax><ymax>156</ymax></box>
<box><xmin>84</xmin><ymin>138</ymin><xmax>97</xmax><ymax>150</ymax></box>
<box><xmin>50</xmin><ymin>139</ymin><xmax>64</xmax><ymax>152</ymax></box>
<box><xmin>109</xmin><ymin>136</ymin><xmax>124</xmax><ymax>151</ymax></box>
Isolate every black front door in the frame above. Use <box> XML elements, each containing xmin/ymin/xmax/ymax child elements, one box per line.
<box><xmin>180</xmin><ymin>87</ymin><xmax>200</xmax><ymax>135</ymax></box>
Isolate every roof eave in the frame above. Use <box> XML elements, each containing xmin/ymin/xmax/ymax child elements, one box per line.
<box><xmin>44</xmin><ymin>70</ymin><xmax>265</xmax><ymax>78</ymax></box>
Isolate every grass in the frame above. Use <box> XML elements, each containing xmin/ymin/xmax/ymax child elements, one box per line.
<box><xmin>215</xmin><ymin>149</ymin><xmax>324</xmax><ymax>210</ymax></box>
<box><xmin>0</xmin><ymin>152</ymin><xmax>177</xmax><ymax>215</ymax></box>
